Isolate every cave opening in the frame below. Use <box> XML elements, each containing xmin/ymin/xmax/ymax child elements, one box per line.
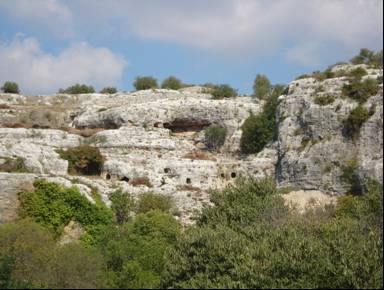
<box><xmin>163</xmin><ymin>118</ymin><xmax>211</xmax><ymax>133</ymax></box>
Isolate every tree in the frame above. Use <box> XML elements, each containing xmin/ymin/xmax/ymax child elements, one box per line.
<box><xmin>59</xmin><ymin>84</ymin><xmax>95</xmax><ymax>94</ymax></box>
<box><xmin>161</xmin><ymin>76</ymin><xmax>183</xmax><ymax>90</ymax></box>
<box><xmin>110</xmin><ymin>189</ymin><xmax>135</xmax><ymax>224</ymax></box>
<box><xmin>1</xmin><ymin>81</ymin><xmax>19</xmax><ymax>94</ymax></box>
<box><xmin>133</xmin><ymin>76</ymin><xmax>158</xmax><ymax>90</ymax></box>
<box><xmin>211</xmin><ymin>84</ymin><xmax>237</xmax><ymax>99</ymax></box>
<box><xmin>204</xmin><ymin>125</ymin><xmax>228</xmax><ymax>151</ymax></box>
<box><xmin>240</xmin><ymin>85</ymin><xmax>284</xmax><ymax>154</ymax></box>
<box><xmin>100</xmin><ymin>87</ymin><xmax>117</xmax><ymax>94</ymax></box>
<box><xmin>253</xmin><ymin>74</ymin><xmax>271</xmax><ymax>99</ymax></box>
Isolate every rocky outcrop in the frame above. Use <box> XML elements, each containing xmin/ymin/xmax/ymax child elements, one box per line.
<box><xmin>1</xmin><ymin>65</ymin><xmax>382</xmax><ymax>224</ymax></box>
<box><xmin>276</xmin><ymin>64</ymin><xmax>383</xmax><ymax>194</ymax></box>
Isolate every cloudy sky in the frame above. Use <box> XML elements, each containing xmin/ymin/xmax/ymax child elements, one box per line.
<box><xmin>0</xmin><ymin>0</ymin><xmax>382</xmax><ymax>94</ymax></box>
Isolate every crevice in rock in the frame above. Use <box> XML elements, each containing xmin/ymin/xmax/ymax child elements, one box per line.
<box><xmin>163</xmin><ymin>118</ymin><xmax>211</xmax><ymax>133</ymax></box>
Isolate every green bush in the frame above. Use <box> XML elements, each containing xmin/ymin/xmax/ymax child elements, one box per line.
<box><xmin>343</xmin><ymin>105</ymin><xmax>373</xmax><ymax>141</ymax></box>
<box><xmin>162</xmin><ymin>178</ymin><xmax>383</xmax><ymax>289</ymax></box>
<box><xmin>100</xmin><ymin>87</ymin><xmax>117</xmax><ymax>94</ymax></box>
<box><xmin>59</xmin><ymin>84</ymin><xmax>95</xmax><ymax>94</ymax></box>
<box><xmin>161</xmin><ymin>76</ymin><xmax>183</xmax><ymax>90</ymax></box>
<box><xmin>18</xmin><ymin>180</ymin><xmax>113</xmax><ymax>236</ymax></box>
<box><xmin>204</xmin><ymin>125</ymin><xmax>227</xmax><ymax>151</ymax></box>
<box><xmin>342</xmin><ymin>78</ymin><xmax>380</xmax><ymax>103</ymax></box>
<box><xmin>57</xmin><ymin>145</ymin><xmax>104</xmax><ymax>175</ymax></box>
<box><xmin>110</xmin><ymin>189</ymin><xmax>135</xmax><ymax>224</ymax></box>
<box><xmin>253</xmin><ymin>74</ymin><xmax>271</xmax><ymax>99</ymax></box>
<box><xmin>0</xmin><ymin>220</ymin><xmax>107</xmax><ymax>289</ymax></box>
<box><xmin>211</xmin><ymin>84</ymin><xmax>237</xmax><ymax>99</ymax></box>
<box><xmin>1</xmin><ymin>81</ymin><xmax>19</xmax><ymax>94</ymax></box>
<box><xmin>133</xmin><ymin>76</ymin><xmax>158</xmax><ymax>90</ymax></box>
<box><xmin>95</xmin><ymin>210</ymin><xmax>180</xmax><ymax>289</ymax></box>
<box><xmin>240</xmin><ymin>85</ymin><xmax>284</xmax><ymax>154</ymax></box>
<box><xmin>314</xmin><ymin>95</ymin><xmax>335</xmax><ymax>106</ymax></box>
<box><xmin>348</xmin><ymin>67</ymin><xmax>368</xmax><ymax>81</ymax></box>
<box><xmin>136</xmin><ymin>192</ymin><xmax>174</xmax><ymax>214</ymax></box>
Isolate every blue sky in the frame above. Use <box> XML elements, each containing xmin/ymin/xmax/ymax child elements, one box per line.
<box><xmin>0</xmin><ymin>0</ymin><xmax>382</xmax><ymax>95</ymax></box>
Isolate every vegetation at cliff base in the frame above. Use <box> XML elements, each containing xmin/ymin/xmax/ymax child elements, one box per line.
<box><xmin>3</xmin><ymin>177</ymin><xmax>381</xmax><ymax>289</ymax></box>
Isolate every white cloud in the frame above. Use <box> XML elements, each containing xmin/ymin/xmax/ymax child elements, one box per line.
<box><xmin>1</xmin><ymin>0</ymin><xmax>383</xmax><ymax>65</ymax></box>
<box><xmin>0</xmin><ymin>0</ymin><xmax>74</xmax><ymax>38</ymax></box>
<box><xmin>0</xmin><ymin>35</ymin><xmax>127</xmax><ymax>94</ymax></box>
<box><xmin>286</xmin><ymin>43</ymin><xmax>321</xmax><ymax>67</ymax></box>
<box><xmin>67</xmin><ymin>0</ymin><xmax>383</xmax><ymax>58</ymax></box>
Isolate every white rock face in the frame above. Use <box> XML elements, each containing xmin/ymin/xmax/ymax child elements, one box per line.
<box><xmin>276</xmin><ymin>64</ymin><xmax>383</xmax><ymax>194</ymax></box>
<box><xmin>0</xmin><ymin>71</ymin><xmax>382</xmax><ymax>224</ymax></box>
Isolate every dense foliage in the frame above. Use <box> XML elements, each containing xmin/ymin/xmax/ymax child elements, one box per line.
<box><xmin>161</xmin><ymin>76</ymin><xmax>183</xmax><ymax>90</ymax></box>
<box><xmin>1</xmin><ymin>81</ymin><xmax>19</xmax><ymax>94</ymax></box>
<box><xmin>135</xmin><ymin>192</ymin><xmax>174</xmax><ymax>214</ymax></box>
<box><xmin>18</xmin><ymin>180</ymin><xmax>113</xmax><ymax>236</ymax></box>
<box><xmin>162</xmin><ymin>178</ymin><xmax>383</xmax><ymax>289</ymax></box>
<box><xmin>3</xmin><ymin>177</ymin><xmax>383</xmax><ymax>289</ymax></box>
<box><xmin>204</xmin><ymin>124</ymin><xmax>227</xmax><ymax>151</ymax></box>
<box><xmin>133</xmin><ymin>76</ymin><xmax>158</xmax><ymax>90</ymax></box>
<box><xmin>57</xmin><ymin>145</ymin><xmax>104</xmax><ymax>175</ymax></box>
<box><xmin>240</xmin><ymin>85</ymin><xmax>284</xmax><ymax>154</ymax></box>
<box><xmin>59</xmin><ymin>84</ymin><xmax>95</xmax><ymax>94</ymax></box>
<box><xmin>0</xmin><ymin>220</ymin><xmax>108</xmax><ymax>289</ymax></box>
<box><xmin>253</xmin><ymin>74</ymin><xmax>271</xmax><ymax>99</ymax></box>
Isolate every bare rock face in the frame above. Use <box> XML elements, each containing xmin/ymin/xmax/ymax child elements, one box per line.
<box><xmin>276</xmin><ymin>64</ymin><xmax>383</xmax><ymax>194</ymax></box>
<box><xmin>1</xmin><ymin>69</ymin><xmax>382</xmax><ymax>224</ymax></box>
<box><xmin>1</xmin><ymin>89</ymin><xmax>270</xmax><ymax>223</ymax></box>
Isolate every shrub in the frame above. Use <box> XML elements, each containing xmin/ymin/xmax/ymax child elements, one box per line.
<box><xmin>1</xmin><ymin>81</ymin><xmax>19</xmax><ymax>94</ymax></box>
<box><xmin>240</xmin><ymin>85</ymin><xmax>284</xmax><ymax>154</ymax></box>
<box><xmin>342</xmin><ymin>78</ymin><xmax>380</xmax><ymax>103</ymax></box>
<box><xmin>0</xmin><ymin>220</ymin><xmax>107</xmax><ymax>289</ymax></box>
<box><xmin>314</xmin><ymin>95</ymin><xmax>335</xmax><ymax>106</ymax></box>
<box><xmin>136</xmin><ymin>192</ymin><xmax>174</xmax><ymax>214</ymax></box>
<box><xmin>162</xmin><ymin>177</ymin><xmax>383</xmax><ymax>289</ymax></box>
<box><xmin>343</xmin><ymin>105</ymin><xmax>372</xmax><ymax>141</ymax></box>
<box><xmin>253</xmin><ymin>74</ymin><xmax>271</xmax><ymax>99</ymax></box>
<box><xmin>59</xmin><ymin>84</ymin><xmax>95</xmax><ymax>94</ymax></box>
<box><xmin>18</xmin><ymin>180</ymin><xmax>113</xmax><ymax>236</ymax></box>
<box><xmin>161</xmin><ymin>76</ymin><xmax>183</xmax><ymax>90</ymax></box>
<box><xmin>133</xmin><ymin>76</ymin><xmax>158</xmax><ymax>90</ymax></box>
<box><xmin>211</xmin><ymin>84</ymin><xmax>237</xmax><ymax>99</ymax></box>
<box><xmin>57</xmin><ymin>145</ymin><xmax>104</xmax><ymax>175</ymax></box>
<box><xmin>100</xmin><ymin>87</ymin><xmax>117</xmax><ymax>94</ymax></box>
<box><xmin>341</xmin><ymin>157</ymin><xmax>362</xmax><ymax>194</ymax></box>
<box><xmin>0</xmin><ymin>157</ymin><xmax>29</xmax><ymax>173</ymax></box>
<box><xmin>110</xmin><ymin>189</ymin><xmax>135</xmax><ymax>224</ymax></box>
<box><xmin>182</xmin><ymin>150</ymin><xmax>216</xmax><ymax>161</ymax></box>
<box><xmin>348</xmin><ymin>67</ymin><xmax>368</xmax><ymax>81</ymax></box>
<box><xmin>95</xmin><ymin>210</ymin><xmax>180</xmax><ymax>289</ymax></box>
<box><xmin>204</xmin><ymin>125</ymin><xmax>227</xmax><ymax>150</ymax></box>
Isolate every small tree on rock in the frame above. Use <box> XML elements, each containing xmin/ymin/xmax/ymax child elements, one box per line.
<box><xmin>133</xmin><ymin>76</ymin><xmax>158</xmax><ymax>90</ymax></box>
<box><xmin>1</xmin><ymin>81</ymin><xmax>19</xmax><ymax>94</ymax></box>
<box><xmin>253</xmin><ymin>74</ymin><xmax>271</xmax><ymax>100</ymax></box>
